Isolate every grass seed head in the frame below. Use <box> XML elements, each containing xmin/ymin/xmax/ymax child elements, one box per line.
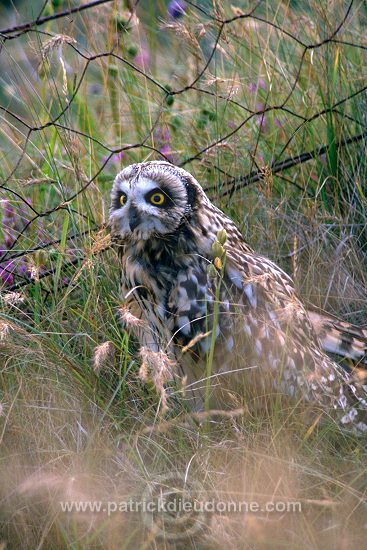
<box><xmin>93</xmin><ymin>341</ymin><xmax>115</xmax><ymax>373</ymax></box>
<box><xmin>139</xmin><ymin>347</ymin><xmax>177</xmax><ymax>412</ymax></box>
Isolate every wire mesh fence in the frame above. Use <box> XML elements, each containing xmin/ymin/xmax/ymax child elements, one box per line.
<box><xmin>0</xmin><ymin>0</ymin><xmax>366</xmax><ymax>298</ymax></box>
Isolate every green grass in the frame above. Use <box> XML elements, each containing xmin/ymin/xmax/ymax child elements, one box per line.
<box><xmin>0</xmin><ymin>1</ymin><xmax>366</xmax><ymax>548</ymax></box>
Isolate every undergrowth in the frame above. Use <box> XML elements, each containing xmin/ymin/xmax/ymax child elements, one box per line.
<box><xmin>0</xmin><ymin>1</ymin><xmax>366</xmax><ymax>548</ymax></box>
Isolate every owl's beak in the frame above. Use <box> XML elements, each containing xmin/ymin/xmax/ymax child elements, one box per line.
<box><xmin>128</xmin><ymin>206</ymin><xmax>141</xmax><ymax>231</ymax></box>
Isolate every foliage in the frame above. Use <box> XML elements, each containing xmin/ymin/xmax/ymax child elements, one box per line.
<box><xmin>0</xmin><ymin>0</ymin><xmax>366</xmax><ymax>547</ymax></box>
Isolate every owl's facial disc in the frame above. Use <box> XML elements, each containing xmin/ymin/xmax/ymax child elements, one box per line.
<box><xmin>109</xmin><ymin>169</ymin><xmax>189</xmax><ymax>241</ymax></box>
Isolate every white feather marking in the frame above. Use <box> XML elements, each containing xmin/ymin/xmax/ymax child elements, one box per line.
<box><xmin>356</xmin><ymin>422</ymin><xmax>367</xmax><ymax>432</ymax></box>
<box><xmin>226</xmin><ymin>336</ymin><xmax>234</xmax><ymax>351</ymax></box>
<box><xmin>244</xmin><ymin>324</ymin><xmax>252</xmax><ymax>336</ymax></box>
<box><xmin>226</xmin><ymin>266</ymin><xmax>243</xmax><ymax>289</ymax></box>
<box><xmin>244</xmin><ymin>284</ymin><xmax>257</xmax><ymax>308</ymax></box>
<box><xmin>269</xmin><ymin>310</ymin><xmax>280</xmax><ymax>327</ymax></box>
<box><xmin>255</xmin><ymin>339</ymin><xmax>262</xmax><ymax>356</ymax></box>
<box><xmin>278</xmin><ymin>334</ymin><xmax>285</xmax><ymax>347</ymax></box>
<box><xmin>178</xmin><ymin>316</ymin><xmax>191</xmax><ymax>336</ymax></box>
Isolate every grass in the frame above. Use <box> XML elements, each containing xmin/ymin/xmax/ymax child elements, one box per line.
<box><xmin>0</xmin><ymin>0</ymin><xmax>366</xmax><ymax>548</ymax></box>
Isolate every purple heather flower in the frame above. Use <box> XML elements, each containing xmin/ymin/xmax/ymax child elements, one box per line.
<box><xmin>160</xmin><ymin>143</ymin><xmax>171</xmax><ymax>157</ymax></box>
<box><xmin>168</xmin><ymin>0</ymin><xmax>186</xmax><ymax>19</ymax></box>
<box><xmin>273</xmin><ymin>116</ymin><xmax>281</xmax><ymax>128</ymax></box>
<box><xmin>248</xmin><ymin>82</ymin><xmax>257</xmax><ymax>94</ymax></box>
<box><xmin>255</xmin><ymin>102</ymin><xmax>268</xmax><ymax>131</ymax></box>
<box><xmin>36</xmin><ymin>226</ymin><xmax>44</xmax><ymax>241</ymax></box>
<box><xmin>154</xmin><ymin>126</ymin><xmax>176</xmax><ymax>163</ymax></box>
<box><xmin>112</xmin><ymin>151</ymin><xmax>125</xmax><ymax>163</ymax></box>
<box><xmin>4</xmin><ymin>232</ymin><xmax>14</xmax><ymax>248</ymax></box>
<box><xmin>89</xmin><ymin>83</ymin><xmax>102</xmax><ymax>95</ymax></box>
<box><xmin>258</xmin><ymin>77</ymin><xmax>266</xmax><ymax>90</ymax></box>
<box><xmin>248</xmin><ymin>77</ymin><xmax>267</xmax><ymax>94</ymax></box>
<box><xmin>1</xmin><ymin>200</ymin><xmax>33</xmax><ymax>285</ymax></box>
<box><xmin>0</xmin><ymin>261</ymin><xmax>14</xmax><ymax>285</ymax></box>
<box><xmin>162</xmin><ymin>127</ymin><xmax>170</xmax><ymax>142</ymax></box>
<box><xmin>257</xmin><ymin>117</ymin><xmax>267</xmax><ymax>131</ymax></box>
<box><xmin>3</xmin><ymin>201</ymin><xmax>15</xmax><ymax>221</ymax></box>
<box><xmin>102</xmin><ymin>151</ymin><xmax>125</xmax><ymax>165</ymax></box>
<box><xmin>134</xmin><ymin>46</ymin><xmax>150</xmax><ymax>69</ymax></box>
<box><xmin>18</xmin><ymin>262</ymin><xmax>30</xmax><ymax>277</ymax></box>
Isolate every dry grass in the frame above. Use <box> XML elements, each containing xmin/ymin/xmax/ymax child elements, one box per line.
<box><xmin>0</xmin><ymin>0</ymin><xmax>366</xmax><ymax>547</ymax></box>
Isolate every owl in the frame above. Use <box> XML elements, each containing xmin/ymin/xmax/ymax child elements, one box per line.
<box><xmin>109</xmin><ymin>161</ymin><xmax>367</xmax><ymax>433</ymax></box>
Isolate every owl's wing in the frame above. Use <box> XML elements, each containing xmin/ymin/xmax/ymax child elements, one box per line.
<box><xmin>307</xmin><ymin>310</ymin><xmax>367</xmax><ymax>375</ymax></box>
<box><xmin>224</xmin><ymin>250</ymin><xmax>367</xmax><ymax>434</ymax></box>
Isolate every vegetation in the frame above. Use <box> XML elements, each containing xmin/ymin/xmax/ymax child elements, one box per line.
<box><xmin>0</xmin><ymin>1</ymin><xmax>366</xmax><ymax>547</ymax></box>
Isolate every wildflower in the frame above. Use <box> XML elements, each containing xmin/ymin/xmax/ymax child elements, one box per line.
<box><xmin>273</xmin><ymin>115</ymin><xmax>281</xmax><ymax>128</ymax></box>
<box><xmin>248</xmin><ymin>76</ymin><xmax>266</xmax><ymax>94</ymax></box>
<box><xmin>4</xmin><ymin>233</ymin><xmax>14</xmax><ymax>248</ymax></box>
<box><xmin>154</xmin><ymin>126</ymin><xmax>176</xmax><ymax>163</ymax></box>
<box><xmin>255</xmin><ymin>102</ymin><xmax>267</xmax><ymax>132</ymax></box>
<box><xmin>212</xmin><ymin>241</ymin><xmax>225</xmax><ymax>258</ymax></box>
<box><xmin>134</xmin><ymin>45</ymin><xmax>150</xmax><ymax>68</ymax></box>
<box><xmin>102</xmin><ymin>151</ymin><xmax>125</xmax><ymax>165</ymax></box>
<box><xmin>18</xmin><ymin>262</ymin><xmax>30</xmax><ymax>277</ymax></box>
<box><xmin>89</xmin><ymin>83</ymin><xmax>102</xmax><ymax>94</ymax></box>
<box><xmin>217</xmin><ymin>228</ymin><xmax>227</xmax><ymax>245</ymax></box>
<box><xmin>207</xmin><ymin>264</ymin><xmax>217</xmax><ymax>278</ymax></box>
<box><xmin>113</xmin><ymin>151</ymin><xmax>125</xmax><ymax>163</ymax></box>
<box><xmin>0</xmin><ymin>199</ymin><xmax>32</xmax><ymax>285</ymax></box>
<box><xmin>214</xmin><ymin>257</ymin><xmax>223</xmax><ymax>270</ymax></box>
<box><xmin>0</xmin><ymin>261</ymin><xmax>14</xmax><ymax>285</ymax></box>
<box><xmin>3</xmin><ymin>200</ymin><xmax>14</xmax><ymax>220</ymax></box>
<box><xmin>168</xmin><ymin>0</ymin><xmax>186</xmax><ymax>19</ymax></box>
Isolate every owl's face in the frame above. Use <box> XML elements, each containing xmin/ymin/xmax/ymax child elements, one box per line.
<box><xmin>109</xmin><ymin>161</ymin><xmax>201</xmax><ymax>242</ymax></box>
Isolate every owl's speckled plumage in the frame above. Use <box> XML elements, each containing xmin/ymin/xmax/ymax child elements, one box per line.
<box><xmin>109</xmin><ymin>161</ymin><xmax>367</xmax><ymax>433</ymax></box>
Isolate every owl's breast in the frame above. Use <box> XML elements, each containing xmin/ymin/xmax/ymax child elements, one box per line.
<box><xmin>168</xmin><ymin>260</ymin><xmax>236</xmax><ymax>356</ymax></box>
<box><xmin>121</xmin><ymin>245</ymin><xmax>190</xmax><ymax>329</ymax></box>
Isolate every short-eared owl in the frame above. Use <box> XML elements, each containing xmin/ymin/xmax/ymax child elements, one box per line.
<box><xmin>109</xmin><ymin>161</ymin><xmax>367</xmax><ymax>433</ymax></box>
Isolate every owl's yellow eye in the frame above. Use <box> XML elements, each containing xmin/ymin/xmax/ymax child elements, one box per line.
<box><xmin>120</xmin><ymin>192</ymin><xmax>127</xmax><ymax>206</ymax></box>
<box><xmin>150</xmin><ymin>192</ymin><xmax>165</xmax><ymax>206</ymax></box>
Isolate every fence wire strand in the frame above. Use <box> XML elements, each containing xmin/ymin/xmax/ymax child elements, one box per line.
<box><xmin>0</xmin><ymin>0</ymin><xmax>366</xmax><ymax>293</ymax></box>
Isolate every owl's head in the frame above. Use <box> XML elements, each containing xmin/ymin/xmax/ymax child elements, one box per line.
<box><xmin>109</xmin><ymin>161</ymin><xmax>205</xmax><ymax>242</ymax></box>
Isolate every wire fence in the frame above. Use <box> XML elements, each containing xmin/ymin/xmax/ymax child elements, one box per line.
<box><xmin>0</xmin><ymin>0</ymin><xmax>366</xmax><ymax>294</ymax></box>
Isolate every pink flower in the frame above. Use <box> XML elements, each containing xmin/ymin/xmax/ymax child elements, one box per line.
<box><xmin>154</xmin><ymin>126</ymin><xmax>176</xmax><ymax>163</ymax></box>
<box><xmin>168</xmin><ymin>0</ymin><xmax>186</xmax><ymax>18</ymax></box>
<box><xmin>0</xmin><ymin>261</ymin><xmax>14</xmax><ymax>285</ymax></box>
<box><xmin>134</xmin><ymin>46</ymin><xmax>150</xmax><ymax>69</ymax></box>
<box><xmin>248</xmin><ymin>77</ymin><xmax>266</xmax><ymax>94</ymax></box>
<box><xmin>102</xmin><ymin>151</ymin><xmax>125</xmax><ymax>164</ymax></box>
